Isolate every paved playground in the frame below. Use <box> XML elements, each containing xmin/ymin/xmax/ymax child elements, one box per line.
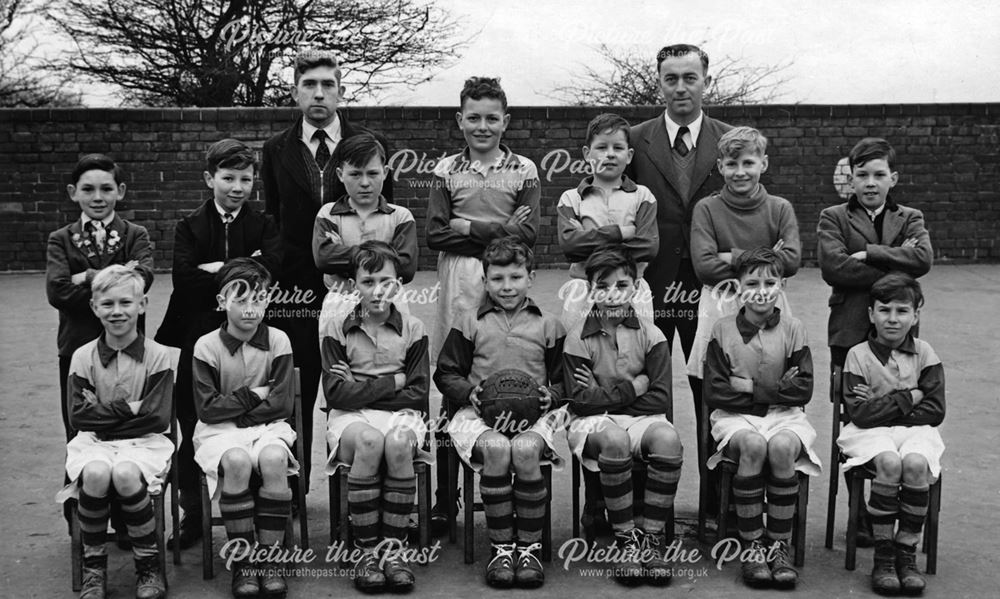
<box><xmin>1</xmin><ymin>265</ymin><xmax>998</xmax><ymax>598</ymax></box>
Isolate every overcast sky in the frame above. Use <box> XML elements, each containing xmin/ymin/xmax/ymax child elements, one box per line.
<box><xmin>376</xmin><ymin>0</ymin><xmax>1000</xmax><ymax>106</ymax></box>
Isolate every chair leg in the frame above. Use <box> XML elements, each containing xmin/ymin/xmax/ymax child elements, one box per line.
<box><xmin>571</xmin><ymin>457</ymin><xmax>581</xmax><ymax>540</ymax></box>
<box><xmin>338</xmin><ymin>471</ymin><xmax>350</xmax><ymax>560</ymax></box>
<box><xmin>665</xmin><ymin>506</ymin><xmax>675</xmax><ymax>543</ymax></box>
<box><xmin>794</xmin><ymin>474</ymin><xmax>809</xmax><ymax>568</ymax></box>
<box><xmin>154</xmin><ymin>493</ymin><xmax>168</xmax><ymax>590</ymax></box>
<box><xmin>417</xmin><ymin>464</ymin><xmax>431</xmax><ymax>551</ymax></box>
<box><xmin>542</xmin><ymin>465</ymin><xmax>552</xmax><ymax>563</ymax></box>
<box><xmin>825</xmin><ymin>439</ymin><xmax>840</xmax><ymax>550</ymax></box>
<box><xmin>717</xmin><ymin>469</ymin><xmax>732</xmax><ymax>542</ymax></box>
<box><xmin>201</xmin><ymin>475</ymin><xmax>213</xmax><ymax>580</ymax></box>
<box><xmin>297</xmin><ymin>472</ymin><xmax>308</xmax><ymax>550</ymax></box>
<box><xmin>926</xmin><ymin>477</ymin><xmax>941</xmax><ymax>575</ymax></box>
<box><xmin>846</xmin><ymin>472</ymin><xmax>861</xmax><ymax>571</ymax></box>
<box><xmin>447</xmin><ymin>448</ymin><xmax>458</xmax><ymax>544</ymax></box>
<box><xmin>329</xmin><ymin>471</ymin><xmax>339</xmax><ymax>546</ymax></box>
<box><xmin>170</xmin><ymin>465</ymin><xmax>181</xmax><ymax>565</ymax></box>
<box><xmin>70</xmin><ymin>499</ymin><xmax>82</xmax><ymax>592</ymax></box>
<box><xmin>697</xmin><ymin>461</ymin><xmax>708</xmax><ymax>543</ymax></box>
<box><xmin>463</xmin><ymin>464</ymin><xmax>474</xmax><ymax>565</ymax></box>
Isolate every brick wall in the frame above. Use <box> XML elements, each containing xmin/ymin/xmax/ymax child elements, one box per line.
<box><xmin>1</xmin><ymin>104</ymin><xmax>997</xmax><ymax>271</ymax></box>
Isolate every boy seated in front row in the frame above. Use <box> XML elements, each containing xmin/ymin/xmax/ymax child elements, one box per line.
<box><xmin>57</xmin><ymin>265</ymin><xmax>173</xmax><ymax>599</ymax></box>
<box><xmin>192</xmin><ymin>259</ymin><xmax>298</xmax><ymax>599</ymax></box>
<box><xmin>703</xmin><ymin>247</ymin><xmax>821</xmax><ymax>590</ymax></box>
<box><xmin>313</xmin><ymin>134</ymin><xmax>418</xmax><ymax>333</ymax></box>
<box><xmin>321</xmin><ymin>241</ymin><xmax>431</xmax><ymax>593</ymax></box>
<box><xmin>562</xmin><ymin>246</ymin><xmax>681</xmax><ymax>587</ymax></box>
<box><xmin>556</xmin><ymin>112</ymin><xmax>658</xmax><ymax>331</ymax></box>
<box><xmin>434</xmin><ymin>236</ymin><xmax>566</xmax><ymax>589</ymax></box>
<box><xmin>837</xmin><ymin>273</ymin><xmax>944</xmax><ymax>596</ymax></box>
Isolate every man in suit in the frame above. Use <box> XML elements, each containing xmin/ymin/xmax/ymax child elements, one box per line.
<box><xmin>261</xmin><ymin>50</ymin><xmax>393</xmax><ymax>494</ymax></box>
<box><xmin>627</xmin><ymin>44</ymin><xmax>732</xmax><ymax>509</ymax></box>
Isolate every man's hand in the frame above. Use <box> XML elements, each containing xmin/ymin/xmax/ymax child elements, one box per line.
<box><xmin>850</xmin><ymin>250</ymin><xmax>867</xmax><ymax>262</ymax></box>
<box><xmin>718</xmin><ymin>252</ymin><xmax>733</xmax><ymax>265</ymax></box>
<box><xmin>902</xmin><ymin>237</ymin><xmax>919</xmax><ymax>249</ymax></box>
<box><xmin>468</xmin><ymin>385</ymin><xmax>484</xmax><ymax>413</ymax></box>
<box><xmin>197</xmin><ymin>261</ymin><xmax>224</xmax><ymax>273</ymax></box>
<box><xmin>779</xmin><ymin>366</ymin><xmax>799</xmax><ymax>386</ymax></box>
<box><xmin>324</xmin><ymin>230</ymin><xmax>343</xmax><ymax>244</ymax></box>
<box><xmin>538</xmin><ymin>386</ymin><xmax>554</xmax><ymax>411</ymax></box>
<box><xmin>328</xmin><ymin>361</ymin><xmax>356</xmax><ymax>383</ymax></box>
<box><xmin>772</xmin><ymin>239</ymin><xmax>785</xmax><ymax>252</ymax></box>
<box><xmin>573</xmin><ymin>365</ymin><xmax>597</xmax><ymax>390</ymax></box>
<box><xmin>251</xmin><ymin>249</ymin><xmax>262</xmax><ymax>257</ymax></box>
<box><xmin>250</xmin><ymin>386</ymin><xmax>270</xmax><ymax>399</ymax></box>
<box><xmin>851</xmin><ymin>383</ymin><xmax>876</xmax><ymax>402</ymax></box>
<box><xmin>127</xmin><ymin>400</ymin><xmax>142</xmax><ymax>415</ymax></box>
<box><xmin>619</xmin><ymin>225</ymin><xmax>636</xmax><ymax>240</ymax></box>
<box><xmin>632</xmin><ymin>374</ymin><xmax>650</xmax><ymax>396</ymax></box>
<box><xmin>393</xmin><ymin>373</ymin><xmax>406</xmax><ymax>391</ymax></box>
<box><xmin>82</xmin><ymin>388</ymin><xmax>99</xmax><ymax>404</ymax></box>
<box><xmin>449</xmin><ymin>218</ymin><xmax>472</xmax><ymax>236</ymax></box>
<box><xmin>910</xmin><ymin>388</ymin><xmax>925</xmax><ymax>405</ymax></box>
<box><xmin>71</xmin><ymin>271</ymin><xmax>88</xmax><ymax>285</ymax></box>
<box><xmin>729</xmin><ymin>376</ymin><xmax>754</xmax><ymax>394</ymax></box>
<box><xmin>506</xmin><ymin>205</ymin><xmax>531</xmax><ymax>226</ymax></box>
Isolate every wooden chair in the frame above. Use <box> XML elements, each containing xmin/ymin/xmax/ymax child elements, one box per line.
<box><xmin>696</xmin><ymin>402</ymin><xmax>810</xmax><ymax>567</ymax></box>
<box><xmin>70</xmin><ymin>348</ymin><xmax>183</xmax><ymax>591</ymax></box>
<box><xmin>824</xmin><ymin>364</ymin><xmax>941</xmax><ymax>573</ymax></box>
<box><xmin>199</xmin><ymin>367</ymin><xmax>309</xmax><ymax>579</ymax></box>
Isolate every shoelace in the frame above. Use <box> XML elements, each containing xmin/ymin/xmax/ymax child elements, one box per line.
<box><xmin>82</xmin><ymin>568</ymin><xmax>104</xmax><ymax>586</ymax></box>
<box><xmin>488</xmin><ymin>543</ymin><xmax>516</xmax><ymax>568</ymax></box>
<box><xmin>517</xmin><ymin>542</ymin><xmax>542</xmax><ymax>566</ymax></box>
<box><xmin>357</xmin><ymin>549</ymin><xmax>380</xmax><ymax>572</ymax></box>
<box><xmin>641</xmin><ymin>531</ymin><xmax>663</xmax><ymax>556</ymax></box>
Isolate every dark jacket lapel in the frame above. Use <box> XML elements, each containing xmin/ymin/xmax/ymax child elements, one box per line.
<box><xmin>691</xmin><ymin>117</ymin><xmax>725</xmax><ymax>203</ymax></box>
<box><xmin>880</xmin><ymin>206</ymin><xmax>905</xmax><ymax>245</ymax></box>
<box><xmin>278</xmin><ymin>117</ymin><xmax>312</xmax><ymax>195</ymax></box>
<box><xmin>641</xmin><ymin>119</ymin><xmax>682</xmax><ymax>199</ymax></box>
<box><xmin>847</xmin><ymin>205</ymin><xmax>880</xmax><ymax>244</ymax></box>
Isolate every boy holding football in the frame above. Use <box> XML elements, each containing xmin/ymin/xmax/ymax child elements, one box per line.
<box><xmin>434</xmin><ymin>236</ymin><xmax>566</xmax><ymax>589</ymax></box>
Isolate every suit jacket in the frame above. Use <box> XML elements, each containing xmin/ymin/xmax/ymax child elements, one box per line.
<box><xmin>817</xmin><ymin>196</ymin><xmax>933</xmax><ymax>348</ymax></box>
<box><xmin>154</xmin><ymin>200</ymin><xmax>283</xmax><ymax>349</ymax></box>
<box><xmin>45</xmin><ymin>215</ymin><xmax>154</xmax><ymax>356</ymax></box>
<box><xmin>627</xmin><ymin>113</ymin><xmax>732</xmax><ymax>300</ymax></box>
<box><xmin>261</xmin><ymin>112</ymin><xmax>393</xmax><ymax>310</ymax></box>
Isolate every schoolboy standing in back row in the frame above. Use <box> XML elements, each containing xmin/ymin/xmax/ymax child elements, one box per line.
<box><xmin>262</xmin><ymin>49</ymin><xmax>393</xmax><ymax>490</ymax></box>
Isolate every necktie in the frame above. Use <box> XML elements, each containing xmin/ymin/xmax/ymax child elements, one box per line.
<box><xmin>88</xmin><ymin>221</ymin><xmax>106</xmax><ymax>252</ymax></box>
<box><xmin>674</xmin><ymin>126</ymin><xmax>690</xmax><ymax>157</ymax></box>
<box><xmin>313</xmin><ymin>129</ymin><xmax>331</xmax><ymax>169</ymax></box>
<box><xmin>222</xmin><ymin>212</ymin><xmax>234</xmax><ymax>261</ymax></box>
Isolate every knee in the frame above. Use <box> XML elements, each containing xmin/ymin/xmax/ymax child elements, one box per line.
<box><xmin>257</xmin><ymin>445</ymin><xmax>288</xmax><ymax>477</ymax></box>
<box><xmin>221</xmin><ymin>449</ymin><xmax>253</xmax><ymax>480</ymax></box>
<box><xmin>111</xmin><ymin>462</ymin><xmax>143</xmax><ymax>494</ymax></box>
<box><xmin>901</xmin><ymin>454</ymin><xmax>930</xmax><ymax>484</ymax></box>
<box><xmin>81</xmin><ymin>461</ymin><xmax>112</xmax><ymax>489</ymax></box>
<box><xmin>479</xmin><ymin>432</ymin><xmax>511</xmax><ymax>468</ymax></box>
<box><xmin>356</xmin><ymin>428</ymin><xmax>386</xmax><ymax>459</ymax></box>
<box><xmin>383</xmin><ymin>428</ymin><xmax>416</xmax><ymax>465</ymax></box>
<box><xmin>738</xmin><ymin>433</ymin><xmax>768</xmax><ymax>462</ymax></box>
<box><xmin>645</xmin><ymin>424</ymin><xmax>682</xmax><ymax>457</ymax></box>
<box><xmin>767</xmin><ymin>434</ymin><xmax>800</xmax><ymax>466</ymax></box>
<box><xmin>873</xmin><ymin>451</ymin><xmax>902</xmax><ymax>482</ymax></box>
<box><xmin>595</xmin><ymin>425</ymin><xmax>630</xmax><ymax>458</ymax></box>
<box><xmin>510</xmin><ymin>435</ymin><xmax>542</xmax><ymax>471</ymax></box>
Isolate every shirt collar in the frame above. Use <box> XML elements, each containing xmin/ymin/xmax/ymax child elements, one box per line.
<box><xmin>329</xmin><ymin>195</ymin><xmax>394</xmax><ymax>216</ymax></box>
<box><xmin>866</xmin><ymin>331</ymin><xmax>918</xmax><ymax>366</ymax></box>
<box><xmin>847</xmin><ymin>193</ymin><xmax>898</xmax><ymax>215</ymax></box>
<box><xmin>213</xmin><ymin>201</ymin><xmax>242</xmax><ymax>222</ymax></box>
<box><xmin>735</xmin><ymin>307</ymin><xmax>782</xmax><ymax>344</ymax></box>
<box><xmin>455</xmin><ymin>144</ymin><xmax>522</xmax><ymax>174</ymax></box>
<box><xmin>575</xmin><ymin>174</ymin><xmax>638</xmax><ymax>196</ymax></box>
<box><xmin>476</xmin><ymin>295</ymin><xmax>543</xmax><ymax>319</ymax></box>
<box><xmin>580</xmin><ymin>306</ymin><xmax>642</xmax><ymax>338</ymax></box>
<box><xmin>342</xmin><ymin>303</ymin><xmax>404</xmax><ymax>336</ymax></box>
<box><xmin>81</xmin><ymin>213</ymin><xmax>116</xmax><ymax>228</ymax></box>
<box><xmin>663</xmin><ymin>111</ymin><xmax>704</xmax><ymax>148</ymax></box>
<box><xmin>301</xmin><ymin>113</ymin><xmax>342</xmax><ymax>147</ymax></box>
<box><xmin>219</xmin><ymin>322</ymin><xmax>270</xmax><ymax>356</ymax></box>
<box><xmin>97</xmin><ymin>333</ymin><xmax>146</xmax><ymax>367</ymax></box>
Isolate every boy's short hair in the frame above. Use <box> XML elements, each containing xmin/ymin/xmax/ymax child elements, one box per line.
<box><xmin>586</xmin><ymin>113</ymin><xmax>631</xmax><ymax>146</ymax></box>
<box><xmin>656</xmin><ymin>43</ymin><xmax>710</xmax><ymax>73</ymax></box>
<box><xmin>733</xmin><ymin>246</ymin><xmax>784</xmax><ymax>279</ymax></box>
<box><xmin>849</xmin><ymin>137</ymin><xmax>896</xmax><ymax>170</ymax></box>
<box><xmin>293</xmin><ymin>49</ymin><xmax>341</xmax><ymax>85</ymax></box>
<box><xmin>71</xmin><ymin>154</ymin><xmax>123</xmax><ymax>186</ymax></box>
<box><xmin>718</xmin><ymin>126</ymin><xmax>767</xmax><ymax>159</ymax></box>
<box><xmin>482</xmin><ymin>236</ymin><xmax>533</xmax><ymax>273</ymax></box>
<box><xmin>216</xmin><ymin>258</ymin><xmax>272</xmax><ymax>296</ymax></box>
<box><xmin>460</xmin><ymin>76</ymin><xmax>507</xmax><ymax>111</ymax></box>
<box><xmin>91</xmin><ymin>264</ymin><xmax>145</xmax><ymax>298</ymax></box>
<box><xmin>335</xmin><ymin>133</ymin><xmax>386</xmax><ymax>169</ymax></box>
<box><xmin>353</xmin><ymin>240</ymin><xmax>401</xmax><ymax>277</ymax></box>
<box><xmin>584</xmin><ymin>245</ymin><xmax>637</xmax><ymax>283</ymax></box>
<box><xmin>869</xmin><ymin>272</ymin><xmax>924</xmax><ymax>309</ymax></box>
<box><xmin>206</xmin><ymin>138</ymin><xmax>258</xmax><ymax>174</ymax></box>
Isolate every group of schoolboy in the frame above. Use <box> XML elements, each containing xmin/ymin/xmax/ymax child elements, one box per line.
<box><xmin>45</xmin><ymin>44</ymin><xmax>943</xmax><ymax>599</ymax></box>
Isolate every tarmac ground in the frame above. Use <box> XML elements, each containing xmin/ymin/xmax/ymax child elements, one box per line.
<box><xmin>1</xmin><ymin>265</ymin><xmax>998</xmax><ymax>598</ymax></box>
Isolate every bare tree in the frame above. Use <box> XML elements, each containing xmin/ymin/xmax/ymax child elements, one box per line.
<box><xmin>551</xmin><ymin>43</ymin><xmax>794</xmax><ymax>106</ymax></box>
<box><xmin>0</xmin><ymin>0</ymin><xmax>80</xmax><ymax>107</ymax></box>
<box><xmin>48</xmin><ymin>0</ymin><xmax>468</xmax><ymax>107</ymax></box>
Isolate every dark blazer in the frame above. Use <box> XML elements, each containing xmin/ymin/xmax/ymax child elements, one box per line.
<box><xmin>45</xmin><ymin>215</ymin><xmax>154</xmax><ymax>356</ymax></box>
<box><xmin>817</xmin><ymin>196</ymin><xmax>933</xmax><ymax>348</ymax></box>
<box><xmin>261</xmin><ymin>112</ymin><xmax>393</xmax><ymax>308</ymax></box>
<box><xmin>627</xmin><ymin>113</ymin><xmax>732</xmax><ymax>295</ymax></box>
<box><xmin>154</xmin><ymin>200</ymin><xmax>282</xmax><ymax>349</ymax></box>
